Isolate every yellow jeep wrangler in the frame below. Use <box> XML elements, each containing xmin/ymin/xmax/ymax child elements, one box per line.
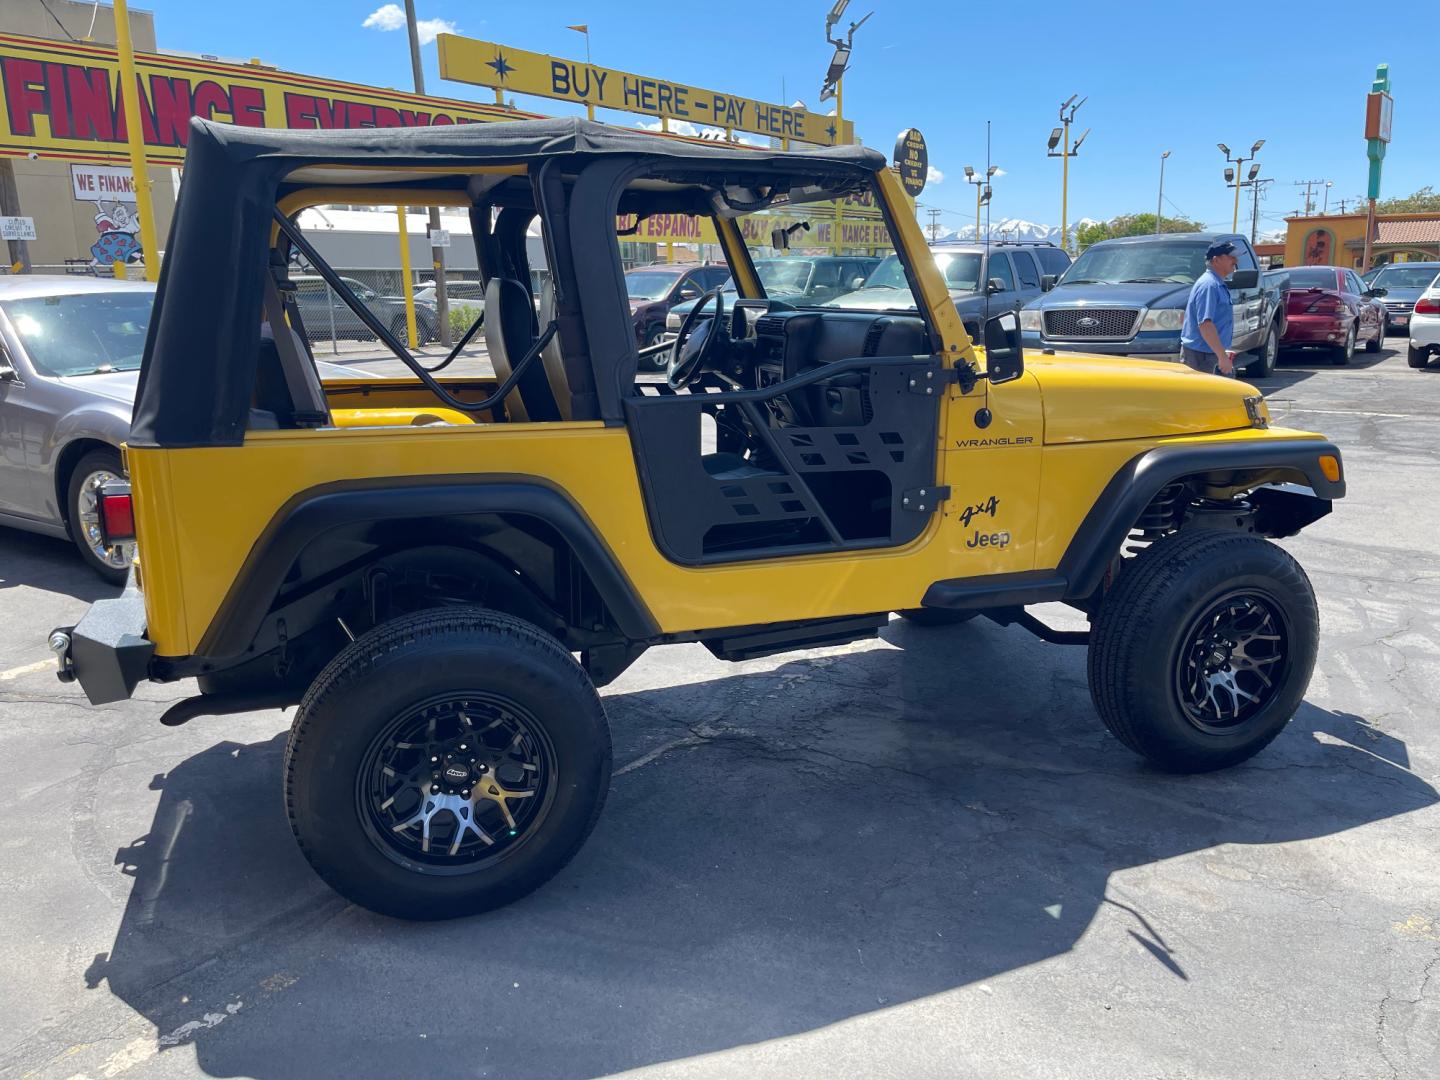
<box><xmin>53</xmin><ymin>118</ymin><xmax>1344</xmax><ymax>920</ymax></box>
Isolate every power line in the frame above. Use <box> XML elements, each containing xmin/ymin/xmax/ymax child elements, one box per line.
<box><xmin>34</xmin><ymin>0</ymin><xmax>81</xmax><ymax>42</ymax></box>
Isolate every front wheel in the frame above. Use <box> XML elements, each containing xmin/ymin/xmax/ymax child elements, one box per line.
<box><xmin>1087</xmin><ymin>531</ymin><xmax>1318</xmax><ymax>773</ymax></box>
<box><xmin>66</xmin><ymin>448</ymin><xmax>132</xmax><ymax>585</ymax></box>
<box><xmin>284</xmin><ymin>607</ymin><xmax>611</xmax><ymax>919</ymax></box>
<box><xmin>640</xmin><ymin>325</ymin><xmax>668</xmax><ymax>371</ymax></box>
<box><xmin>1364</xmin><ymin>321</ymin><xmax>1381</xmax><ymax>352</ymax></box>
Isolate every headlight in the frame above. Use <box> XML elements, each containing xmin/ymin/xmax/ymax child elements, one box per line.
<box><xmin>1019</xmin><ymin>308</ymin><xmax>1043</xmax><ymax>332</ymax></box>
<box><xmin>1138</xmin><ymin>308</ymin><xmax>1185</xmax><ymax>331</ymax></box>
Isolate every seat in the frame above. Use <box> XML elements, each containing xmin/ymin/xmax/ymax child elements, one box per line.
<box><xmin>536</xmin><ymin>278</ymin><xmax>601</xmax><ymax>421</ymax></box>
<box><xmin>483</xmin><ymin>276</ymin><xmax>560</xmax><ymax>422</ymax></box>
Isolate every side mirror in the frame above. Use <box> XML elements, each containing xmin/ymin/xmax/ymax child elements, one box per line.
<box><xmin>985</xmin><ymin>277</ymin><xmax>1006</xmax><ymax>295</ymax></box>
<box><xmin>849</xmin><ymin>276</ymin><xmax>868</xmax><ymax>291</ymax></box>
<box><xmin>0</xmin><ymin>361</ymin><xmax>15</xmax><ymax>382</ymax></box>
<box><xmin>1226</xmin><ymin>269</ymin><xmax>1260</xmax><ymax>289</ymax></box>
<box><xmin>677</xmin><ymin>285</ymin><xmax>701</xmax><ymax>301</ymax></box>
<box><xmin>982</xmin><ymin>310</ymin><xmax>1025</xmax><ymax>385</ymax></box>
<box><xmin>1040</xmin><ymin>274</ymin><xmax>1058</xmax><ymax>292</ymax></box>
<box><xmin>1364</xmin><ymin>286</ymin><xmax>1387</xmax><ymax>298</ymax></box>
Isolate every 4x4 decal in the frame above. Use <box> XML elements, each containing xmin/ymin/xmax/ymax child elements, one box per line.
<box><xmin>958</xmin><ymin>495</ymin><xmax>999</xmax><ymax>527</ymax></box>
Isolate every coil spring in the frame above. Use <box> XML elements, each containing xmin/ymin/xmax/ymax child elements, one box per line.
<box><xmin>1129</xmin><ymin>482</ymin><xmax>1187</xmax><ymax>545</ymax></box>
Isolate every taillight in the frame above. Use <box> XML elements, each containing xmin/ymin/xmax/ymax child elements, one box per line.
<box><xmin>99</xmin><ymin>485</ymin><xmax>135</xmax><ymax>543</ymax></box>
<box><xmin>1306</xmin><ymin>293</ymin><xmax>1342</xmax><ymax>315</ymax></box>
<box><xmin>1415</xmin><ymin>297</ymin><xmax>1440</xmax><ymax>315</ymax></box>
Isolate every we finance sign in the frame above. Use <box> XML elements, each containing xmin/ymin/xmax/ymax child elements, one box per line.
<box><xmin>438</xmin><ymin>34</ymin><xmax>854</xmax><ymax>147</ymax></box>
<box><xmin>0</xmin><ymin>31</ymin><xmax>541</xmax><ymax>166</ymax></box>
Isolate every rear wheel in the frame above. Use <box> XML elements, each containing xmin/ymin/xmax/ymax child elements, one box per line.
<box><xmin>898</xmin><ymin>608</ymin><xmax>978</xmax><ymax>627</ymax></box>
<box><xmin>1409</xmin><ymin>345</ymin><xmax>1430</xmax><ymax>369</ymax></box>
<box><xmin>641</xmin><ymin>325</ymin><xmax>668</xmax><ymax>371</ymax></box>
<box><xmin>1244</xmin><ymin>321</ymin><xmax>1278</xmax><ymax>379</ymax></box>
<box><xmin>285</xmin><ymin>607</ymin><xmax>611</xmax><ymax>919</ymax></box>
<box><xmin>1332</xmin><ymin>323</ymin><xmax>1355</xmax><ymax>366</ymax></box>
<box><xmin>66</xmin><ymin>448</ymin><xmax>132</xmax><ymax>585</ymax></box>
<box><xmin>1087</xmin><ymin>531</ymin><xmax>1318</xmax><ymax>773</ymax></box>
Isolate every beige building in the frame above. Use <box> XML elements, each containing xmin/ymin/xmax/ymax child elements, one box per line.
<box><xmin>0</xmin><ymin>1</ymin><xmax>178</xmax><ymax>270</ymax></box>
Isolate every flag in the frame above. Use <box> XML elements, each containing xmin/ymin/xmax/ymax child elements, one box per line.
<box><xmin>566</xmin><ymin>24</ymin><xmax>588</xmax><ymax>33</ymax></box>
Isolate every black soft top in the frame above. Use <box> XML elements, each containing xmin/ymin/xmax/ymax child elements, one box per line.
<box><xmin>131</xmin><ymin>117</ymin><xmax>886</xmax><ymax>448</ymax></box>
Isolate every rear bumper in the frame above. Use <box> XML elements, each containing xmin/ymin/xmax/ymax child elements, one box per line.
<box><xmin>1282</xmin><ymin>313</ymin><xmax>1347</xmax><ymax>345</ymax></box>
<box><xmin>1408</xmin><ymin>315</ymin><xmax>1440</xmax><ymax>349</ymax></box>
<box><xmin>53</xmin><ymin>575</ymin><xmax>154</xmax><ymax>705</ymax></box>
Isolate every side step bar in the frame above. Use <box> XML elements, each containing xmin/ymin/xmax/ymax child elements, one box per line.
<box><xmin>703</xmin><ymin>613</ymin><xmax>888</xmax><ymax>662</ymax></box>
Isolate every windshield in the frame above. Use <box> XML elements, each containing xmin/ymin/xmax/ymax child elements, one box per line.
<box><xmin>4</xmin><ymin>291</ymin><xmax>152</xmax><ymax>376</ymax></box>
<box><xmin>1061</xmin><ymin>241</ymin><xmax>1207</xmax><ymax>285</ymax></box>
<box><xmin>1372</xmin><ymin>265</ymin><xmax>1440</xmax><ymax>290</ymax></box>
<box><xmin>624</xmin><ymin>270</ymin><xmax>683</xmax><ymax>300</ymax></box>
<box><xmin>1286</xmin><ymin>268</ymin><xmax>1339</xmax><ymax>290</ymax></box>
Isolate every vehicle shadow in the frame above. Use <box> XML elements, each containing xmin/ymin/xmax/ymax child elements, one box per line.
<box><xmin>80</xmin><ymin>620</ymin><xmax>1436</xmax><ymax>1079</ymax></box>
<box><xmin>0</xmin><ymin>529</ymin><xmax>116</xmax><ymax>603</ymax></box>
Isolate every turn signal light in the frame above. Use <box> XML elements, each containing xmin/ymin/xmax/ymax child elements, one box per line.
<box><xmin>100</xmin><ymin>493</ymin><xmax>135</xmax><ymax>543</ymax></box>
<box><xmin>1319</xmin><ymin>455</ymin><xmax>1342</xmax><ymax>483</ymax></box>
<box><xmin>1414</xmin><ymin>297</ymin><xmax>1440</xmax><ymax>315</ymax></box>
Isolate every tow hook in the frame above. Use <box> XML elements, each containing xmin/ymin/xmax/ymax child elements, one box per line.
<box><xmin>49</xmin><ymin>628</ymin><xmax>75</xmax><ymax>683</ymax></box>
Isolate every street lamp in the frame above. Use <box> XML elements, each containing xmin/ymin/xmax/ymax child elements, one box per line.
<box><xmin>1156</xmin><ymin>150</ymin><xmax>1171</xmax><ymax>235</ymax></box>
<box><xmin>965</xmin><ymin>164</ymin><xmax>996</xmax><ymax>241</ymax></box>
<box><xmin>1219</xmin><ymin>139</ymin><xmax>1264</xmax><ymax>232</ymax></box>
<box><xmin>1047</xmin><ymin>95</ymin><xmax>1088</xmax><ymax>254</ymax></box>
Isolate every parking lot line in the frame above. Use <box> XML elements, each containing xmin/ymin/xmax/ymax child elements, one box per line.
<box><xmin>0</xmin><ymin>658</ymin><xmax>56</xmax><ymax>681</ymax></box>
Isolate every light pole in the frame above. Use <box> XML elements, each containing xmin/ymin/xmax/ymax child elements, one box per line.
<box><xmin>1323</xmin><ymin>180</ymin><xmax>1333</xmax><ymax>214</ymax></box>
<box><xmin>1219</xmin><ymin>139</ymin><xmax>1264</xmax><ymax>233</ymax></box>
<box><xmin>964</xmin><ymin>165</ymin><xmax>995</xmax><ymax>241</ymax></box>
<box><xmin>1046</xmin><ymin>94</ymin><xmax>1089</xmax><ymax>254</ymax></box>
<box><xmin>1156</xmin><ymin>150</ymin><xmax>1171</xmax><ymax>235</ymax></box>
<box><xmin>402</xmin><ymin>0</ymin><xmax>450</xmax><ymax>346</ymax></box>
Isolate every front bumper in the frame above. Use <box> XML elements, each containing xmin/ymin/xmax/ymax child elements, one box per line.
<box><xmin>52</xmin><ymin>575</ymin><xmax>153</xmax><ymax>705</ymax></box>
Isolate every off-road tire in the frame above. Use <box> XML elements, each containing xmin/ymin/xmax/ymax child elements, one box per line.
<box><xmin>1332</xmin><ymin>323</ymin><xmax>1355</xmax><ymax>366</ymax></box>
<box><xmin>1244</xmin><ymin>321</ymin><xmax>1278</xmax><ymax>379</ymax></box>
<box><xmin>284</xmin><ymin>607</ymin><xmax>611</xmax><ymax>920</ymax></box>
<box><xmin>1087</xmin><ymin>531</ymin><xmax>1318</xmax><ymax>773</ymax></box>
<box><xmin>1409</xmin><ymin>345</ymin><xmax>1430</xmax><ymax>369</ymax></box>
<box><xmin>66</xmin><ymin>448</ymin><xmax>130</xmax><ymax>585</ymax></box>
<box><xmin>898</xmin><ymin>608</ymin><xmax>978</xmax><ymax>627</ymax></box>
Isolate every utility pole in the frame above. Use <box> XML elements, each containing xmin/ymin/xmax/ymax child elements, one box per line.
<box><xmin>1047</xmin><ymin>95</ymin><xmax>1089</xmax><ymax>254</ymax></box>
<box><xmin>926</xmin><ymin>208</ymin><xmax>942</xmax><ymax>242</ymax></box>
<box><xmin>0</xmin><ymin>161</ymin><xmax>30</xmax><ymax>272</ymax></box>
<box><xmin>1249</xmin><ymin>177</ymin><xmax>1274</xmax><ymax>245</ymax></box>
<box><xmin>1156</xmin><ymin>150</ymin><xmax>1171</xmax><ymax>234</ymax></box>
<box><xmin>403</xmin><ymin>0</ymin><xmax>451</xmax><ymax>347</ymax></box>
<box><xmin>1292</xmin><ymin>179</ymin><xmax>1328</xmax><ymax>217</ymax></box>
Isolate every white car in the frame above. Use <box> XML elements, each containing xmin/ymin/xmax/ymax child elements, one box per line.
<box><xmin>416</xmin><ymin>279</ymin><xmax>485</xmax><ymax>318</ymax></box>
<box><xmin>1408</xmin><ymin>276</ymin><xmax>1440</xmax><ymax>369</ymax></box>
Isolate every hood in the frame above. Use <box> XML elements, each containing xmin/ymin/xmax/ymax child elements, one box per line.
<box><xmin>1035</xmin><ymin>281</ymin><xmax>1193</xmax><ymax>310</ymax></box>
<box><xmin>1026</xmin><ymin>354</ymin><xmax>1262</xmax><ymax>444</ymax></box>
<box><xmin>1379</xmin><ymin>286</ymin><xmax>1426</xmax><ymax>303</ymax></box>
<box><xmin>58</xmin><ymin>368</ymin><xmax>140</xmax><ymax>403</ymax></box>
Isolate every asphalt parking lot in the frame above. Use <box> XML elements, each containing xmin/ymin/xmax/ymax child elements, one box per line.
<box><xmin>2</xmin><ymin>345</ymin><xmax>1437</xmax><ymax>1080</ymax></box>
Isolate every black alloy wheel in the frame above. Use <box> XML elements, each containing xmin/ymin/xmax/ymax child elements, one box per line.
<box><xmin>1172</xmin><ymin>591</ymin><xmax>1290</xmax><ymax>735</ymax></box>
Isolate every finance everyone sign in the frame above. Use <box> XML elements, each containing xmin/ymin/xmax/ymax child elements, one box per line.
<box><xmin>0</xmin><ymin>31</ymin><xmax>539</xmax><ymax>166</ymax></box>
<box><xmin>437</xmin><ymin>34</ymin><xmax>854</xmax><ymax>147</ymax></box>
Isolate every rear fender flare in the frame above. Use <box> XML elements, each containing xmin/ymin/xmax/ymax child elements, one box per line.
<box><xmin>194</xmin><ymin>477</ymin><xmax>658</xmax><ymax>658</ymax></box>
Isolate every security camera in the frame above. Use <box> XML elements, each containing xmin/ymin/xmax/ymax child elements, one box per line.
<box><xmin>26</xmin><ymin>151</ymin><xmax>38</xmax><ymax>160</ymax></box>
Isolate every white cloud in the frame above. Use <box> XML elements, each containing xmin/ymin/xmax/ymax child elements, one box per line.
<box><xmin>636</xmin><ymin>118</ymin><xmax>765</xmax><ymax>147</ymax></box>
<box><xmin>362</xmin><ymin>5</ymin><xmax>456</xmax><ymax>44</ymax></box>
<box><xmin>927</xmin><ymin>166</ymin><xmax>945</xmax><ymax>185</ymax></box>
<box><xmin>362</xmin><ymin>4</ymin><xmax>406</xmax><ymax>31</ymax></box>
<box><xmin>991</xmin><ymin>168</ymin><xmax>1007</xmax><ymax>178</ymax></box>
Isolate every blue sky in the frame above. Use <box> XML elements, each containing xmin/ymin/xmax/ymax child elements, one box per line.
<box><xmin>145</xmin><ymin>0</ymin><xmax>1437</xmax><ymax>235</ymax></box>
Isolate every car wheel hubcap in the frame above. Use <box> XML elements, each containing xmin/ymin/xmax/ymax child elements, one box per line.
<box><xmin>1175</xmin><ymin>591</ymin><xmax>1289</xmax><ymax>734</ymax></box>
<box><xmin>76</xmin><ymin>469</ymin><xmax>133</xmax><ymax>570</ymax></box>
<box><xmin>358</xmin><ymin>694</ymin><xmax>554</xmax><ymax>871</ymax></box>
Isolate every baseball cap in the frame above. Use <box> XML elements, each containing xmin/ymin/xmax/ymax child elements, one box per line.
<box><xmin>1206</xmin><ymin>240</ymin><xmax>1237</xmax><ymax>259</ymax></box>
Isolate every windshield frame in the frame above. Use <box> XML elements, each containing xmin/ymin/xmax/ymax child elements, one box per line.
<box><xmin>2</xmin><ymin>289</ymin><xmax>153</xmax><ymax>378</ymax></box>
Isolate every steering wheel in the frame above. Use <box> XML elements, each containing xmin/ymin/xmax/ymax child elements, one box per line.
<box><xmin>667</xmin><ymin>286</ymin><xmax>727</xmax><ymax>390</ymax></box>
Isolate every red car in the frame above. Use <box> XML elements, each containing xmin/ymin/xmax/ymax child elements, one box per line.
<box><xmin>1279</xmin><ymin>265</ymin><xmax>1386</xmax><ymax>365</ymax></box>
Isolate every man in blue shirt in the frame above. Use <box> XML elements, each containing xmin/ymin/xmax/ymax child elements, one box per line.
<box><xmin>1180</xmin><ymin>241</ymin><xmax>1239</xmax><ymax>375</ymax></box>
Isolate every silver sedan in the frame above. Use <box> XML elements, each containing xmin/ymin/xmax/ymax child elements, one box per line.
<box><xmin>0</xmin><ymin>276</ymin><xmax>368</xmax><ymax>582</ymax></box>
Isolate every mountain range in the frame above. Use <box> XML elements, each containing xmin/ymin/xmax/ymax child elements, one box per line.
<box><xmin>925</xmin><ymin>218</ymin><xmax>1102</xmax><ymax>245</ymax></box>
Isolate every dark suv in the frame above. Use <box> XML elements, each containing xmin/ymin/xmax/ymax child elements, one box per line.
<box><xmin>625</xmin><ymin>263</ymin><xmax>730</xmax><ymax>355</ymax></box>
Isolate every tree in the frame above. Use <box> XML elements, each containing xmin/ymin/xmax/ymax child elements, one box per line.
<box><xmin>1375</xmin><ymin>186</ymin><xmax>1440</xmax><ymax>214</ymax></box>
<box><xmin>1075</xmin><ymin>212</ymin><xmax>1205</xmax><ymax>252</ymax></box>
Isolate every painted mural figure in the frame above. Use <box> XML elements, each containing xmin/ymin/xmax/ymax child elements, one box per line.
<box><xmin>89</xmin><ymin>202</ymin><xmax>142</xmax><ymax>265</ymax></box>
